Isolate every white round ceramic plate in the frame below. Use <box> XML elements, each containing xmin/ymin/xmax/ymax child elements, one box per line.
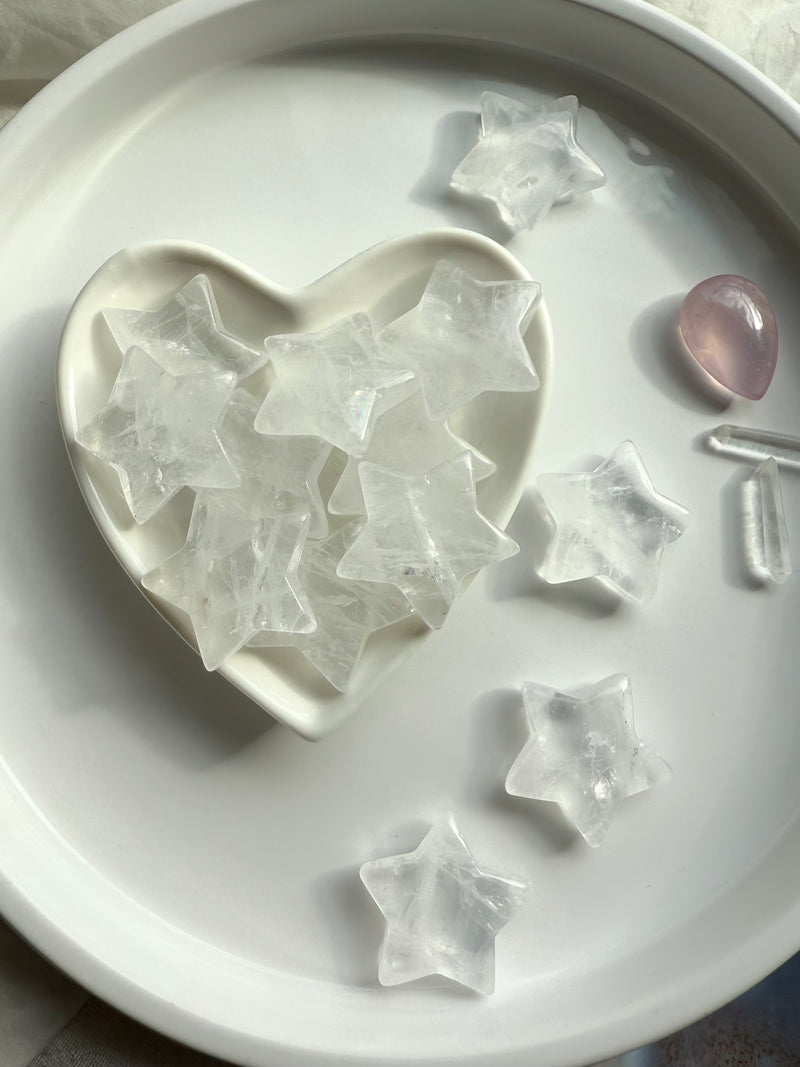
<box><xmin>2</xmin><ymin>1</ymin><xmax>800</xmax><ymax>1065</ymax></box>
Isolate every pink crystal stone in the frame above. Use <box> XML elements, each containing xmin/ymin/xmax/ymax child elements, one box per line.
<box><xmin>679</xmin><ymin>275</ymin><xmax>778</xmax><ymax>400</ymax></box>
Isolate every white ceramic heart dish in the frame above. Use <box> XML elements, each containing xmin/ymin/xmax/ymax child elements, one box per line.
<box><xmin>56</xmin><ymin>228</ymin><xmax>553</xmax><ymax>738</ymax></box>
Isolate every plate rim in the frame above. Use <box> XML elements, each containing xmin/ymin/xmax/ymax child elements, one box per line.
<box><xmin>2</xmin><ymin>0</ymin><xmax>800</xmax><ymax>1064</ymax></box>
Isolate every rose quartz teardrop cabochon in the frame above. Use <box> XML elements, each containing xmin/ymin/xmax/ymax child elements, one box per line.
<box><xmin>679</xmin><ymin>275</ymin><xmax>778</xmax><ymax>400</ymax></box>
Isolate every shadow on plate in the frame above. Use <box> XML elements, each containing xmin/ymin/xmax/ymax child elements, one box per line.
<box><xmin>630</xmin><ymin>294</ymin><xmax>738</xmax><ymax>414</ymax></box>
<box><xmin>409</xmin><ymin>109</ymin><xmax>513</xmax><ymax>244</ymax></box>
<box><xmin>0</xmin><ymin>304</ymin><xmax>273</xmax><ymax>771</ymax></box>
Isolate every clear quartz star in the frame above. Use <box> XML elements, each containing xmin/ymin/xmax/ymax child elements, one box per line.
<box><xmin>142</xmin><ymin>493</ymin><xmax>315</xmax><ymax>671</ymax></box>
<box><xmin>336</xmin><ymin>453</ymin><xmax>519</xmax><ymax>629</ymax></box>
<box><xmin>250</xmin><ymin>521</ymin><xmax>414</xmax><ymax>690</ymax></box>
<box><xmin>103</xmin><ymin>274</ymin><xmax>266</xmax><ymax>380</ymax></box>
<box><xmin>360</xmin><ymin>813</ymin><xmax>529</xmax><ymax>994</ymax></box>
<box><xmin>327</xmin><ymin>390</ymin><xmax>496</xmax><ymax>516</ymax></box>
<box><xmin>536</xmin><ymin>441</ymin><xmax>690</xmax><ymax>602</ymax></box>
<box><xmin>75</xmin><ymin>345</ymin><xmax>239</xmax><ymax>524</ymax></box>
<box><xmin>451</xmin><ymin>92</ymin><xmax>606</xmax><ymax>231</ymax></box>
<box><xmin>378</xmin><ymin>260</ymin><xmax>541</xmax><ymax>420</ymax></box>
<box><xmin>219</xmin><ymin>388</ymin><xmax>331</xmax><ymax>538</ymax></box>
<box><xmin>254</xmin><ymin>313</ymin><xmax>414</xmax><ymax>457</ymax></box>
<box><xmin>506</xmin><ymin>676</ymin><xmax>670</xmax><ymax>847</ymax></box>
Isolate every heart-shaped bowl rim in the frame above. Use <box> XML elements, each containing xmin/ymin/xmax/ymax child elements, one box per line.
<box><xmin>56</xmin><ymin>227</ymin><xmax>553</xmax><ymax>738</ymax></box>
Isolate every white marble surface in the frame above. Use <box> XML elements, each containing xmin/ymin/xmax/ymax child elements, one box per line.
<box><xmin>0</xmin><ymin>1</ymin><xmax>798</xmax><ymax>1064</ymax></box>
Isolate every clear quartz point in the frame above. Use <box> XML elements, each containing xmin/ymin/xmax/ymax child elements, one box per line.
<box><xmin>706</xmin><ymin>424</ymin><xmax>800</xmax><ymax>469</ymax></box>
<box><xmin>377</xmin><ymin>260</ymin><xmax>541</xmax><ymax>420</ymax></box>
<box><xmin>741</xmin><ymin>458</ymin><xmax>793</xmax><ymax>584</ymax></box>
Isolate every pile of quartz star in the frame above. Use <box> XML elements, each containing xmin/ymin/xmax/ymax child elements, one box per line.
<box><xmin>77</xmin><ymin>262</ymin><xmax>541</xmax><ymax>689</ymax></box>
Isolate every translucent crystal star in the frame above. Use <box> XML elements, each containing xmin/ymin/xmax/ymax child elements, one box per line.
<box><xmin>360</xmin><ymin>813</ymin><xmax>529</xmax><ymax>993</ymax></box>
<box><xmin>506</xmin><ymin>675</ymin><xmax>670</xmax><ymax>847</ymax></box>
<box><xmin>451</xmin><ymin>92</ymin><xmax>606</xmax><ymax>231</ymax></box>
<box><xmin>250</xmin><ymin>521</ymin><xmax>413</xmax><ymax>690</ymax></box>
<box><xmin>219</xmin><ymin>388</ymin><xmax>331</xmax><ymax>538</ymax></box>
<box><xmin>328</xmin><ymin>390</ymin><xmax>496</xmax><ymax>516</ymax></box>
<box><xmin>254</xmin><ymin>314</ymin><xmax>413</xmax><ymax>457</ymax></box>
<box><xmin>104</xmin><ymin>274</ymin><xmax>266</xmax><ymax>379</ymax></box>
<box><xmin>142</xmin><ymin>493</ymin><xmax>315</xmax><ymax>670</ymax></box>
<box><xmin>337</xmin><ymin>453</ymin><xmax>519</xmax><ymax>629</ymax></box>
<box><xmin>75</xmin><ymin>345</ymin><xmax>239</xmax><ymax>524</ymax></box>
<box><xmin>378</xmin><ymin>261</ymin><xmax>541</xmax><ymax>420</ymax></box>
<box><xmin>536</xmin><ymin>441</ymin><xmax>690</xmax><ymax>601</ymax></box>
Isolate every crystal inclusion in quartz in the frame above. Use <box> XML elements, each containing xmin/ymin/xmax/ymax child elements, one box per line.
<box><xmin>219</xmin><ymin>388</ymin><xmax>331</xmax><ymax>539</ymax></box>
<box><xmin>378</xmin><ymin>260</ymin><xmax>541</xmax><ymax>420</ymax></box>
<box><xmin>104</xmin><ymin>274</ymin><xmax>267</xmax><ymax>380</ymax></box>
<box><xmin>536</xmin><ymin>441</ymin><xmax>690</xmax><ymax>602</ymax></box>
<box><xmin>679</xmin><ymin>275</ymin><xmax>777</xmax><ymax>400</ymax></box>
<box><xmin>76</xmin><ymin>345</ymin><xmax>240</xmax><ymax>524</ymax></box>
<box><xmin>249</xmin><ymin>521</ymin><xmax>414</xmax><ymax>690</ymax></box>
<box><xmin>337</xmin><ymin>453</ymin><xmax>519</xmax><ymax>629</ymax></box>
<box><xmin>327</xmin><ymin>389</ymin><xmax>496</xmax><ymax>516</ymax></box>
<box><xmin>142</xmin><ymin>493</ymin><xmax>315</xmax><ymax>671</ymax></box>
<box><xmin>506</xmin><ymin>675</ymin><xmax>670</xmax><ymax>847</ymax></box>
<box><xmin>360</xmin><ymin>813</ymin><xmax>529</xmax><ymax>993</ymax></box>
<box><xmin>451</xmin><ymin>92</ymin><xmax>606</xmax><ymax>232</ymax></box>
<box><xmin>255</xmin><ymin>313</ymin><xmax>413</xmax><ymax>456</ymax></box>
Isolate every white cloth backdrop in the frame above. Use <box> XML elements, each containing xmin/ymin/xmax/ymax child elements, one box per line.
<box><xmin>0</xmin><ymin>0</ymin><xmax>178</xmax><ymax>125</ymax></box>
<box><xmin>1</xmin><ymin>0</ymin><xmax>800</xmax><ymax>128</ymax></box>
<box><xmin>0</xmin><ymin>0</ymin><xmax>799</xmax><ymax>1064</ymax></box>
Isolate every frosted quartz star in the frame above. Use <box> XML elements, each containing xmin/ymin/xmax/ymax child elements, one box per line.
<box><xmin>142</xmin><ymin>493</ymin><xmax>315</xmax><ymax>670</ymax></box>
<box><xmin>254</xmin><ymin>313</ymin><xmax>413</xmax><ymax>457</ymax></box>
<box><xmin>75</xmin><ymin>345</ymin><xmax>239</xmax><ymax>524</ymax></box>
<box><xmin>537</xmin><ymin>441</ymin><xmax>690</xmax><ymax>601</ymax></box>
<box><xmin>104</xmin><ymin>275</ymin><xmax>266</xmax><ymax>380</ymax></box>
<box><xmin>679</xmin><ymin>275</ymin><xmax>777</xmax><ymax>399</ymax></box>
<box><xmin>337</xmin><ymin>453</ymin><xmax>519</xmax><ymax>629</ymax></box>
<box><xmin>250</xmin><ymin>521</ymin><xmax>414</xmax><ymax>690</ymax></box>
<box><xmin>219</xmin><ymin>388</ymin><xmax>331</xmax><ymax>538</ymax></box>
<box><xmin>360</xmin><ymin>813</ymin><xmax>529</xmax><ymax>993</ymax></box>
<box><xmin>327</xmin><ymin>390</ymin><xmax>496</xmax><ymax>516</ymax></box>
<box><xmin>451</xmin><ymin>92</ymin><xmax>606</xmax><ymax>231</ymax></box>
<box><xmin>378</xmin><ymin>260</ymin><xmax>541</xmax><ymax>420</ymax></box>
<box><xmin>741</xmin><ymin>458</ymin><xmax>793</xmax><ymax>584</ymax></box>
<box><xmin>506</xmin><ymin>676</ymin><xmax>670</xmax><ymax>847</ymax></box>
